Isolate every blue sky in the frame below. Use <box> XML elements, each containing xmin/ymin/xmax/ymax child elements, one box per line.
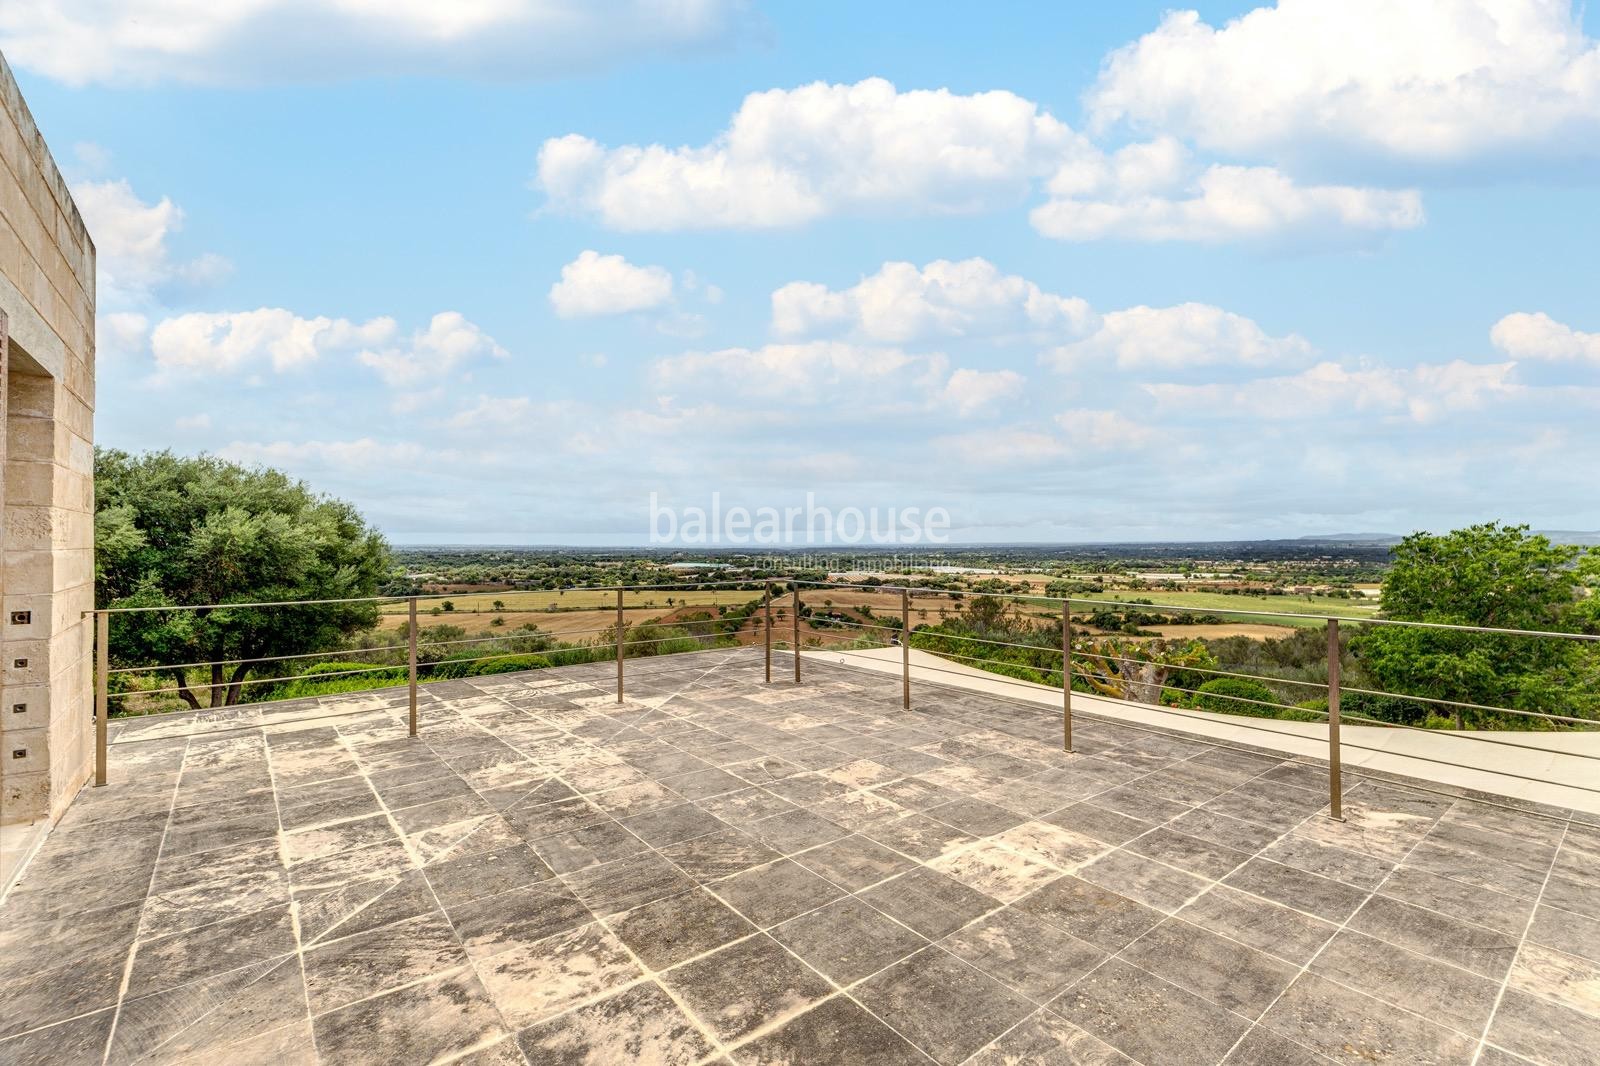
<box><xmin>6</xmin><ymin>1</ymin><xmax>1599</xmax><ymax>544</ymax></box>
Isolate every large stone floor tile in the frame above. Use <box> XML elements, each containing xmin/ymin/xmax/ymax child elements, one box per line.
<box><xmin>851</xmin><ymin>946</ymin><xmax>1034</xmax><ymax>1066</ymax></box>
<box><xmin>857</xmin><ymin>867</ymin><xmax>1001</xmax><ymax>940</ymax></box>
<box><xmin>109</xmin><ymin>955</ymin><xmax>309</xmax><ymax>1065</ymax></box>
<box><xmin>1220</xmin><ymin>858</ymin><xmax>1366</xmax><ymax>923</ymax></box>
<box><xmin>1485</xmin><ymin>987</ymin><xmax>1600</xmax><ymax>1066</ymax></box>
<box><xmin>1258</xmin><ymin>973</ymin><xmax>1477</xmax><ymax>1064</ymax></box>
<box><xmin>0</xmin><ymin>1008</ymin><xmax>116</xmax><ymax>1066</ymax></box>
<box><xmin>709</xmin><ymin>857</ymin><xmax>845</xmax><ymax>929</ymax></box>
<box><xmin>660</xmin><ymin>933</ymin><xmax>833</xmax><ymax>1044</ymax></box>
<box><xmin>609</xmin><ymin>886</ymin><xmax>756</xmax><ymax>970</ymax></box>
<box><xmin>938</xmin><ymin>906</ymin><xmax>1105</xmax><ymax>1004</ymax></box>
<box><xmin>1309</xmin><ymin>929</ymin><xmax>1501</xmax><ymax>1037</ymax></box>
<box><xmin>302</xmin><ymin>910</ymin><xmax>468</xmax><ymax>1015</ymax></box>
<box><xmin>770</xmin><ymin>896</ymin><xmax>927</xmax><ymax>986</ymax></box>
<box><xmin>1050</xmin><ymin>957</ymin><xmax>1251</xmax><ymax>1066</ymax></box>
<box><xmin>1119</xmin><ymin>917</ymin><xmax>1300</xmax><ymax>1021</ymax></box>
<box><xmin>1346</xmin><ymin>893</ymin><xmax>1520</xmax><ymax>980</ymax></box>
<box><xmin>964</xmin><ymin>1010</ymin><xmax>1134</xmax><ymax>1065</ymax></box>
<box><xmin>126</xmin><ymin>903</ymin><xmax>297</xmax><ymax>1000</ymax></box>
<box><xmin>731</xmin><ymin>994</ymin><xmax>931</xmax><ymax>1065</ymax></box>
<box><xmin>1014</xmin><ymin>876</ymin><xmax>1163</xmax><ymax>953</ymax></box>
<box><xmin>476</xmin><ymin>921</ymin><xmax>642</xmax><ymax>1029</ymax></box>
<box><xmin>1175</xmin><ymin>885</ymin><xmax>1338</xmax><ymax>966</ymax></box>
<box><xmin>515</xmin><ymin>980</ymin><xmax>714</xmax><ymax>1065</ymax></box>
<box><xmin>448</xmin><ymin>878</ymin><xmax>594</xmax><ymax>961</ymax></box>
<box><xmin>312</xmin><ymin>966</ymin><xmax>507</xmax><ymax>1064</ymax></box>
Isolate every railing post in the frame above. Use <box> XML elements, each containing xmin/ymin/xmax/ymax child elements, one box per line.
<box><xmin>1327</xmin><ymin>618</ymin><xmax>1343</xmax><ymax>821</ymax></box>
<box><xmin>94</xmin><ymin>610</ymin><xmax>108</xmax><ymax>786</ymax></box>
<box><xmin>764</xmin><ymin>582</ymin><xmax>773</xmax><ymax>683</ymax></box>
<box><xmin>616</xmin><ymin>588</ymin><xmax>625</xmax><ymax>704</ymax></box>
<box><xmin>792</xmin><ymin>583</ymin><xmax>802</xmax><ymax>683</ymax></box>
<box><xmin>406</xmin><ymin>592</ymin><xmax>419</xmax><ymax>736</ymax></box>
<box><xmin>1062</xmin><ymin>600</ymin><xmax>1074</xmax><ymax>753</ymax></box>
<box><xmin>901</xmin><ymin>587</ymin><xmax>911</xmax><ymax>710</ymax></box>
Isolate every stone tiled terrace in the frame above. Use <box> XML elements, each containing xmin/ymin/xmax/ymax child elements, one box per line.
<box><xmin>3</xmin><ymin>649</ymin><xmax>1598</xmax><ymax>1066</ymax></box>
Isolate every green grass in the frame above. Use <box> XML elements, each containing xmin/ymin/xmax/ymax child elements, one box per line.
<box><xmin>1053</xmin><ymin>590</ymin><xmax>1380</xmax><ymax>628</ymax></box>
<box><xmin>376</xmin><ymin>588</ymin><xmax>752</xmax><ymax>616</ymax></box>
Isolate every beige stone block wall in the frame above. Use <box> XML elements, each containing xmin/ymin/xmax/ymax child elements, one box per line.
<box><xmin>0</xmin><ymin>47</ymin><xmax>96</xmax><ymax>827</ymax></box>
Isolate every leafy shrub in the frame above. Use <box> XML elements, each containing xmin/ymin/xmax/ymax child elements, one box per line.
<box><xmin>272</xmin><ymin>661</ymin><xmax>404</xmax><ymax>698</ymax></box>
<box><xmin>300</xmin><ymin>660</ymin><xmax>395</xmax><ymax>676</ymax></box>
<box><xmin>465</xmin><ymin>654</ymin><xmax>552</xmax><ymax>676</ymax></box>
<box><xmin>1191</xmin><ymin>678</ymin><xmax>1279</xmax><ymax>715</ymax></box>
<box><xmin>1340</xmin><ymin>691</ymin><xmax>1432</xmax><ymax>726</ymax></box>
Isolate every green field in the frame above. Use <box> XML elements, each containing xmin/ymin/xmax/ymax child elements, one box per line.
<box><xmin>1077</xmin><ymin>590</ymin><xmax>1380</xmax><ymax>628</ymax></box>
<box><xmin>377</xmin><ymin>587</ymin><xmax>755</xmax><ymax>616</ymax></box>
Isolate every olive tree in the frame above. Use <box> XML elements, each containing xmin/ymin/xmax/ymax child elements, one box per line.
<box><xmin>1354</xmin><ymin>523</ymin><xmax>1599</xmax><ymax>727</ymax></box>
<box><xmin>95</xmin><ymin>449</ymin><xmax>391</xmax><ymax>708</ymax></box>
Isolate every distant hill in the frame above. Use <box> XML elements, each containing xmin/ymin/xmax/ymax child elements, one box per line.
<box><xmin>1297</xmin><ymin>530</ymin><xmax>1600</xmax><ymax>547</ymax></box>
<box><xmin>1537</xmin><ymin>530</ymin><xmax>1600</xmax><ymax>547</ymax></box>
<box><xmin>1295</xmin><ymin>533</ymin><xmax>1401</xmax><ymax>544</ymax></box>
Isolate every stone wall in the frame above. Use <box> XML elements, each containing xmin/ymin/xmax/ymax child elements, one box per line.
<box><xmin>0</xmin><ymin>49</ymin><xmax>97</xmax><ymax>827</ymax></box>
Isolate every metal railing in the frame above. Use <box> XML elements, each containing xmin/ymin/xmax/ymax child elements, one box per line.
<box><xmin>88</xmin><ymin>577</ymin><xmax>1600</xmax><ymax>822</ymax></box>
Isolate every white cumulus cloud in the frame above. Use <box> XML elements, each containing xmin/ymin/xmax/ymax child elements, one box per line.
<box><xmin>1</xmin><ymin>0</ymin><xmax>750</xmax><ymax>86</ymax></box>
<box><xmin>71</xmin><ymin>179</ymin><xmax>231</xmax><ymax>303</ymax></box>
<box><xmin>549</xmin><ymin>250</ymin><xmax>675</xmax><ymax>317</ymax></box>
<box><xmin>355</xmin><ymin>312</ymin><xmax>510</xmax><ymax>388</ymax></box>
<box><xmin>538</xmin><ymin>77</ymin><xmax>1425</xmax><ymax>246</ymax></box>
<box><xmin>1145</xmin><ymin>359</ymin><xmax>1520</xmax><ymax>422</ymax></box>
<box><xmin>1055</xmin><ymin>409</ymin><xmax>1157</xmax><ymax>450</ymax></box>
<box><xmin>537</xmin><ymin>78</ymin><xmax>1079</xmax><ymax>231</ymax></box>
<box><xmin>218</xmin><ymin>437</ymin><xmax>428</xmax><ymax>472</ymax></box>
<box><xmin>772</xmin><ymin>258</ymin><xmax>1095</xmax><ymax>343</ymax></box>
<box><xmin>96</xmin><ymin>311</ymin><xmax>151</xmax><ymax>360</ymax></box>
<box><xmin>1044</xmin><ymin>303</ymin><xmax>1315</xmax><ymax>372</ymax></box>
<box><xmin>652</xmin><ymin>341</ymin><xmax>942</xmax><ymax>405</ymax></box>
<box><xmin>1490</xmin><ymin>311</ymin><xmax>1600</xmax><ymax>363</ymax></box>
<box><xmin>940</xmin><ymin>368</ymin><xmax>1026</xmax><ymax>417</ymax></box>
<box><xmin>149</xmin><ymin>308</ymin><xmax>505</xmax><ymax>385</ymax></box>
<box><xmin>1032</xmin><ymin>141</ymin><xmax>1422</xmax><ymax>244</ymax></box>
<box><xmin>1087</xmin><ymin>0</ymin><xmax>1600</xmax><ymax>165</ymax></box>
<box><xmin>651</xmin><ymin>339</ymin><xmax>1015</xmax><ymax>417</ymax></box>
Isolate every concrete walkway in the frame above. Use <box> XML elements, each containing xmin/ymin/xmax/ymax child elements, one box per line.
<box><xmin>826</xmin><ymin>647</ymin><xmax>1600</xmax><ymax>817</ymax></box>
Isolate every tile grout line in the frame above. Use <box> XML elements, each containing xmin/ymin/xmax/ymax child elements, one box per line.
<box><xmin>325</xmin><ymin>721</ymin><xmax>532</xmax><ymax>1064</ymax></box>
<box><xmin>818</xmin><ymin>651</ymin><xmax>1600</xmax><ymax>831</ymax></box>
<box><xmin>0</xmin><ymin>732</ymin><xmax>364</xmax><ymax>1048</ymax></box>
<box><xmin>958</xmin><ymin>750</ymin><xmax>1331</xmax><ymax>1065</ymax></box>
<box><xmin>113</xmin><ymin>734</ymin><xmax>314</xmax><ymax>1065</ymax></box>
<box><xmin>426</xmin><ymin>664</ymin><xmax>777</xmax><ymax>1052</ymax></box>
<box><xmin>729</xmin><ymin>702</ymin><xmax>1300</xmax><ymax>1063</ymax></box>
<box><xmin>41</xmin><ymin>654</ymin><xmax>1587</xmax><ymax>1066</ymax></box>
<box><xmin>1214</xmin><ymin>792</ymin><xmax>1467</xmax><ymax>1063</ymax></box>
<box><xmin>472</xmin><ymin>658</ymin><xmax>970</xmax><ymax>1062</ymax></box>
<box><xmin>464</xmin><ymin>674</ymin><xmax>740</xmax><ymax>1061</ymax></box>
<box><xmin>635</xmin><ymin>660</ymin><xmax>1581</xmax><ymax>1030</ymax></box>
<box><xmin>262</xmin><ymin>728</ymin><xmax>323</xmax><ymax>1064</ymax></box>
<box><xmin>99</xmin><ymin>734</ymin><xmax>191</xmax><ymax>1066</ymax></box>
<box><xmin>1468</xmin><ymin>819</ymin><xmax>1571</xmax><ymax>1065</ymax></box>
<box><xmin>464</xmin><ymin>656</ymin><xmax>761</xmax><ymax>1056</ymax></box>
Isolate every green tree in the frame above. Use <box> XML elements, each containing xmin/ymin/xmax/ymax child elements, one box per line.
<box><xmin>1354</xmin><ymin>523</ymin><xmax>1599</xmax><ymax>728</ymax></box>
<box><xmin>95</xmin><ymin>449</ymin><xmax>390</xmax><ymax>709</ymax></box>
<box><xmin>961</xmin><ymin>594</ymin><xmax>1009</xmax><ymax>630</ymax></box>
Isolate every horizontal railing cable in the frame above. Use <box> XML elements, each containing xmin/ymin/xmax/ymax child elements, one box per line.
<box><xmin>94</xmin><ymin>580</ymin><xmax>776</xmax><ymax>615</ymax></box>
<box><xmin>790</xmin><ymin>580</ymin><xmax>1600</xmax><ymax>642</ymax></box>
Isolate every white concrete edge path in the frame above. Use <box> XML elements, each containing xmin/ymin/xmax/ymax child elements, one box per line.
<box><xmin>822</xmin><ymin>646</ymin><xmax>1600</xmax><ymax>818</ymax></box>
